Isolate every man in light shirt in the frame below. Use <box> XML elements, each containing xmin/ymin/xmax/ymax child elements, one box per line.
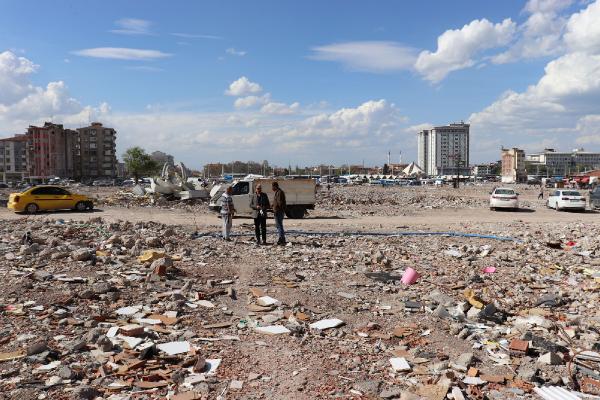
<box><xmin>220</xmin><ymin>186</ymin><xmax>235</xmax><ymax>241</ymax></box>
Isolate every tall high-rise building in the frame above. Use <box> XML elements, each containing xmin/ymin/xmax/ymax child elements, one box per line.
<box><xmin>27</xmin><ymin>122</ymin><xmax>76</xmax><ymax>179</ymax></box>
<box><xmin>417</xmin><ymin>122</ymin><xmax>470</xmax><ymax>176</ymax></box>
<box><xmin>0</xmin><ymin>134</ymin><xmax>28</xmax><ymax>182</ymax></box>
<box><xmin>74</xmin><ymin>122</ymin><xmax>118</xmax><ymax>179</ymax></box>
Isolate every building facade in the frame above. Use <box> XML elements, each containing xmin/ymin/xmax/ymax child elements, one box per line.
<box><xmin>0</xmin><ymin>135</ymin><xmax>28</xmax><ymax>182</ymax></box>
<box><xmin>501</xmin><ymin>148</ymin><xmax>526</xmax><ymax>183</ymax></box>
<box><xmin>74</xmin><ymin>122</ymin><xmax>118</xmax><ymax>180</ymax></box>
<box><xmin>472</xmin><ymin>163</ymin><xmax>497</xmax><ymax>177</ymax></box>
<box><xmin>27</xmin><ymin>122</ymin><xmax>76</xmax><ymax>179</ymax></box>
<box><xmin>526</xmin><ymin>148</ymin><xmax>600</xmax><ymax>176</ymax></box>
<box><xmin>417</xmin><ymin>122</ymin><xmax>470</xmax><ymax>176</ymax></box>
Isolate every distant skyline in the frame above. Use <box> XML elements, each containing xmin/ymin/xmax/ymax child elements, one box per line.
<box><xmin>1</xmin><ymin>0</ymin><xmax>600</xmax><ymax>169</ymax></box>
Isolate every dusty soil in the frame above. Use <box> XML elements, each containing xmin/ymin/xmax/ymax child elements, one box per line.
<box><xmin>1</xmin><ymin>184</ymin><xmax>599</xmax><ymax>400</ymax></box>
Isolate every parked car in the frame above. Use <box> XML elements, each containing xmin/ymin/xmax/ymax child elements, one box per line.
<box><xmin>591</xmin><ymin>186</ymin><xmax>600</xmax><ymax>210</ymax></box>
<box><xmin>0</xmin><ymin>182</ymin><xmax>8</xmax><ymax>188</ymax></box>
<box><xmin>7</xmin><ymin>185</ymin><xmax>94</xmax><ymax>214</ymax></box>
<box><xmin>489</xmin><ymin>187</ymin><xmax>519</xmax><ymax>210</ymax></box>
<box><xmin>546</xmin><ymin>189</ymin><xmax>586</xmax><ymax>211</ymax></box>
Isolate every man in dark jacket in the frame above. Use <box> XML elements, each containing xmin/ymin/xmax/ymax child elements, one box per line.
<box><xmin>250</xmin><ymin>184</ymin><xmax>270</xmax><ymax>245</ymax></box>
<box><xmin>272</xmin><ymin>181</ymin><xmax>286</xmax><ymax>245</ymax></box>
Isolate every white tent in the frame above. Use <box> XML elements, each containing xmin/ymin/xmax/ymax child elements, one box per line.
<box><xmin>402</xmin><ymin>162</ymin><xmax>425</xmax><ymax>176</ymax></box>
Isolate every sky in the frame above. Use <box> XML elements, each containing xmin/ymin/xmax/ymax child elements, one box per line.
<box><xmin>1</xmin><ymin>0</ymin><xmax>600</xmax><ymax>169</ymax></box>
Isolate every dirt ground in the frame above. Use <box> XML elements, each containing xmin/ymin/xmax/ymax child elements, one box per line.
<box><xmin>0</xmin><ymin>184</ymin><xmax>594</xmax><ymax>233</ymax></box>
<box><xmin>1</xmin><ymin>183</ymin><xmax>599</xmax><ymax>400</ymax></box>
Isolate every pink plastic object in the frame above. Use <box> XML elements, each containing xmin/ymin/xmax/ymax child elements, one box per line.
<box><xmin>482</xmin><ymin>266</ymin><xmax>497</xmax><ymax>273</ymax></box>
<box><xmin>401</xmin><ymin>267</ymin><xmax>421</xmax><ymax>285</ymax></box>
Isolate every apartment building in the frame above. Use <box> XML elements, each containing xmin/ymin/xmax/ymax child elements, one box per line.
<box><xmin>27</xmin><ymin>122</ymin><xmax>76</xmax><ymax>179</ymax></box>
<box><xmin>0</xmin><ymin>135</ymin><xmax>28</xmax><ymax>182</ymax></box>
<box><xmin>417</xmin><ymin>122</ymin><xmax>470</xmax><ymax>176</ymax></box>
<box><xmin>74</xmin><ymin>122</ymin><xmax>118</xmax><ymax>180</ymax></box>
<box><xmin>501</xmin><ymin>147</ymin><xmax>526</xmax><ymax>183</ymax></box>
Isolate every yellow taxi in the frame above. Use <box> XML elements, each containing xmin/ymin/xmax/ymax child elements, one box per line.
<box><xmin>7</xmin><ymin>185</ymin><xmax>94</xmax><ymax>213</ymax></box>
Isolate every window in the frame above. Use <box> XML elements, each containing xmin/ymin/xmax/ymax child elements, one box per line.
<box><xmin>31</xmin><ymin>187</ymin><xmax>53</xmax><ymax>195</ymax></box>
<box><xmin>231</xmin><ymin>181</ymin><xmax>250</xmax><ymax>195</ymax></box>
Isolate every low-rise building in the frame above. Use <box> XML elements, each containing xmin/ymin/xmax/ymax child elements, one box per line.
<box><xmin>0</xmin><ymin>135</ymin><xmax>28</xmax><ymax>182</ymax></box>
<box><xmin>472</xmin><ymin>163</ymin><xmax>497</xmax><ymax>177</ymax></box>
<box><xmin>526</xmin><ymin>148</ymin><xmax>600</xmax><ymax>175</ymax></box>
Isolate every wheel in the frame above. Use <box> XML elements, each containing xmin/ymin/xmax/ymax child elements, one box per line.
<box><xmin>490</xmin><ymin>206</ymin><xmax>495</xmax><ymax>211</ymax></box>
<box><xmin>285</xmin><ymin>206</ymin><xmax>306</xmax><ymax>219</ymax></box>
<box><xmin>75</xmin><ymin>201</ymin><xmax>87</xmax><ymax>212</ymax></box>
<box><xmin>25</xmin><ymin>203</ymin><xmax>39</xmax><ymax>214</ymax></box>
<box><xmin>86</xmin><ymin>201</ymin><xmax>94</xmax><ymax>211</ymax></box>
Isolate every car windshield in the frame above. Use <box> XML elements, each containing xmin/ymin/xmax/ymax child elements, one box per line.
<box><xmin>494</xmin><ymin>189</ymin><xmax>515</xmax><ymax>195</ymax></box>
<box><xmin>562</xmin><ymin>191</ymin><xmax>581</xmax><ymax>196</ymax></box>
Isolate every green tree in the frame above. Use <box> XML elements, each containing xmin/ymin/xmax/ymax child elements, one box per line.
<box><xmin>123</xmin><ymin>147</ymin><xmax>159</xmax><ymax>182</ymax></box>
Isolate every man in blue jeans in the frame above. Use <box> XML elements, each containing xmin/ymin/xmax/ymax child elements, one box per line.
<box><xmin>271</xmin><ymin>182</ymin><xmax>286</xmax><ymax>245</ymax></box>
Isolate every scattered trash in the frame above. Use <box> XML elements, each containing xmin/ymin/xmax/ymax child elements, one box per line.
<box><xmin>400</xmin><ymin>267</ymin><xmax>421</xmax><ymax>285</ymax></box>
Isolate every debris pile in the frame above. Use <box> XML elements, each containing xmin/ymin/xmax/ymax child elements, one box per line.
<box><xmin>317</xmin><ymin>185</ymin><xmax>541</xmax><ymax>216</ymax></box>
<box><xmin>2</xmin><ymin>214</ymin><xmax>600</xmax><ymax>398</ymax></box>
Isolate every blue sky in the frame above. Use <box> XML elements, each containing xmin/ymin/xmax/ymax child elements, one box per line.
<box><xmin>1</xmin><ymin>0</ymin><xmax>600</xmax><ymax>168</ymax></box>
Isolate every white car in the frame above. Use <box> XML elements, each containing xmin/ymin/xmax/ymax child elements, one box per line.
<box><xmin>489</xmin><ymin>187</ymin><xmax>519</xmax><ymax>210</ymax></box>
<box><xmin>547</xmin><ymin>189</ymin><xmax>586</xmax><ymax>211</ymax></box>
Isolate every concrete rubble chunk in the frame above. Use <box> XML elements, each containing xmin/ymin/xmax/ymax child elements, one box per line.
<box><xmin>255</xmin><ymin>325</ymin><xmax>291</xmax><ymax>335</ymax></box>
<box><xmin>309</xmin><ymin>318</ymin><xmax>344</xmax><ymax>330</ymax></box>
<box><xmin>389</xmin><ymin>357</ymin><xmax>411</xmax><ymax>372</ymax></box>
<box><xmin>157</xmin><ymin>341</ymin><xmax>190</xmax><ymax>355</ymax></box>
<box><xmin>538</xmin><ymin>352</ymin><xmax>564</xmax><ymax>365</ymax></box>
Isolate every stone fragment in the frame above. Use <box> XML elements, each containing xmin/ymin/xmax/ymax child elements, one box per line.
<box><xmin>537</xmin><ymin>352</ymin><xmax>563</xmax><ymax>365</ymax></box>
<box><xmin>71</xmin><ymin>248</ymin><xmax>92</xmax><ymax>261</ymax></box>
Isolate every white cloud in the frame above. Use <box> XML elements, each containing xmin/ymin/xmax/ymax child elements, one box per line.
<box><xmin>110</xmin><ymin>18</ymin><xmax>152</xmax><ymax>35</ymax></box>
<box><xmin>234</xmin><ymin>94</ymin><xmax>270</xmax><ymax>109</ymax></box>
<box><xmin>310</xmin><ymin>41</ymin><xmax>417</xmax><ymax>72</ymax></box>
<box><xmin>0</xmin><ymin>51</ymin><xmax>110</xmax><ymax>135</ymax></box>
<box><xmin>0</xmin><ymin>51</ymin><xmax>38</xmax><ymax>104</ymax></box>
<box><xmin>415</xmin><ymin>18</ymin><xmax>516</xmax><ymax>82</ymax></box>
<box><xmin>403</xmin><ymin>123</ymin><xmax>433</xmax><ymax>134</ymax></box>
<box><xmin>225</xmin><ymin>76</ymin><xmax>262</xmax><ymax>96</ymax></box>
<box><xmin>575</xmin><ymin>115</ymin><xmax>600</xmax><ymax>144</ymax></box>
<box><xmin>492</xmin><ymin>0</ymin><xmax>574</xmax><ymax>64</ymax></box>
<box><xmin>0</xmin><ymin>51</ymin><xmax>416</xmax><ymax>166</ymax></box>
<box><xmin>261</xmin><ymin>101</ymin><xmax>300</xmax><ymax>115</ymax></box>
<box><xmin>469</xmin><ymin>51</ymin><xmax>600</xmax><ymax>158</ymax></box>
<box><xmin>226</xmin><ymin>48</ymin><xmax>247</xmax><ymax>56</ymax></box>
<box><xmin>170</xmin><ymin>33</ymin><xmax>223</xmax><ymax>40</ymax></box>
<box><xmin>72</xmin><ymin>47</ymin><xmax>172</xmax><ymax>61</ymax></box>
<box><xmin>564</xmin><ymin>0</ymin><xmax>600</xmax><ymax>54</ymax></box>
<box><xmin>524</xmin><ymin>0</ymin><xmax>573</xmax><ymax>14</ymax></box>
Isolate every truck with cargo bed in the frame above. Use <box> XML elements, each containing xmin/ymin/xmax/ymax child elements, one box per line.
<box><xmin>209</xmin><ymin>178</ymin><xmax>316</xmax><ymax>219</ymax></box>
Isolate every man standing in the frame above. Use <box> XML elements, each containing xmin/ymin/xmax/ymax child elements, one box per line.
<box><xmin>272</xmin><ymin>182</ymin><xmax>286</xmax><ymax>245</ymax></box>
<box><xmin>220</xmin><ymin>186</ymin><xmax>235</xmax><ymax>241</ymax></box>
<box><xmin>538</xmin><ymin>186</ymin><xmax>544</xmax><ymax>199</ymax></box>
<box><xmin>250</xmin><ymin>184</ymin><xmax>270</xmax><ymax>245</ymax></box>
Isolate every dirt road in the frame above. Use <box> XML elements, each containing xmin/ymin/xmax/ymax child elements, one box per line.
<box><xmin>0</xmin><ymin>203</ymin><xmax>595</xmax><ymax>233</ymax></box>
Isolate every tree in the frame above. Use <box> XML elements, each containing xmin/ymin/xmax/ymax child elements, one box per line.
<box><xmin>382</xmin><ymin>163</ymin><xmax>390</xmax><ymax>175</ymax></box>
<box><xmin>123</xmin><ymin>147</ymin><xmax>159</xmax><ymax>182</ymax></box>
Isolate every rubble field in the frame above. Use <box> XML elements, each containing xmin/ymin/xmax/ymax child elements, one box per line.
<box><xmin>1</xmin><ymin>184</ymin><xmax>600</xmax><ymax>400</ymax></box>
